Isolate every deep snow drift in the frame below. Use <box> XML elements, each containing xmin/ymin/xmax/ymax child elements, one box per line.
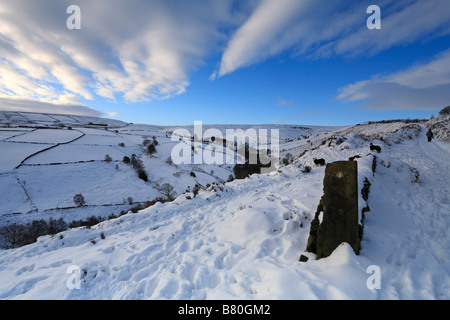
<box><xmin>0</xmin><ymin>113</ymin><xmax>448</xmax><ymax>299</ymax></box>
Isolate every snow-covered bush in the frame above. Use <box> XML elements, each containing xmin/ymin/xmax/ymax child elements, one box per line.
<box><xmin>427</xmin><ymin>114</ymin><xmax>450</xmax><ymax>142</ymax></box>
<box><xmin>392</xmin><ymin>124</ymin><xmax>422</xmax><ymax>143</ymax></box>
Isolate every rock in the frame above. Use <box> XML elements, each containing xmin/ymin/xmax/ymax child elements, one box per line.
<box><xmin>233</xmin><ymin>163</ymin><xmax>262</xmax><ymax>179</ymax></box>
<box><xmin>306</xmin><ymin>161</ymin><xmax>360</xmax><ymax>259</ymax></box>
<box><xmin>299</xmin><ymin>254</ymin><xmax>309</xmax><ymax>262</ymax></box>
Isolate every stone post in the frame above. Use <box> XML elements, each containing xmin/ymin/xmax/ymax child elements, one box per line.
<box><xmin>306</xmin><ymin>161</ymin><xmax>360</xmax><ymax>259</ymax></box>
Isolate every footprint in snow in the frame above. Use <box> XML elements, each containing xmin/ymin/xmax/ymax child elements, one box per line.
<box><xmin>214</xmin><ymin>250</ymin><xmax>230</xmax><ymax>270</ymax></box>
<box><xmin>15</xmin><ymin>264</ymin><xmax>35</xmax><ymax>276</ymax></box>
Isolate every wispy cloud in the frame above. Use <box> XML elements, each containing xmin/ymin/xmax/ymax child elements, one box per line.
<box><xmin>276</xmin><ymin>97</ymin><xmax>294</xmax><ymax>106</ymax></box>
<box><xmin>217</xmin><ymin>0</ymin><xmax>310</xmax><ymax>77</ymax></box>
<box><xmin>217</xmin><ymin>0</ymin><xmax>450</xmax><ymax>76</ymax></box>
<box><xmin>336</xmin><ymin>49</ymin><xmax>450</xmax><ymax>110</ymax></box>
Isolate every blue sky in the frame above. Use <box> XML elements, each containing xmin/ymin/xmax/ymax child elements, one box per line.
<box><xmin>1</xmin><ymin>0</ymin><xmax>450</xmax><ymax>126</ymax></box>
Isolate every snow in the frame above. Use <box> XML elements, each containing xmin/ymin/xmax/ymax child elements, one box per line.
<box><xmin>0</xmin><ymin>111</ymin><xmax>449</xmax><ymax>300</ymax></box>
<box><xmin>0</xmin><ymin>175</ymin><xmax>31</xmax><ymax>215</ymax></box>
<box><xmin>0</xmin><ymin>130</ymin><xmax>31</xmax><ymax>140</ymax></box>
<box><xmin>8</xmin><ymin>129</ymin><xmax>82</xmax><ymax>144</ymax></box>
<box><xmin>16</xmin><ymin>162</ymin><xmax>158</xmax><ymax>212</ymax></box>
<box><xmin>24</xmin><ymin>145</ymin><xmax>132</xmax><ymax>164</ymax></box>
<box><xmin>0</xmin><ymin>142</ymin><xmax>51</xmax><ymax>173</ymax></box>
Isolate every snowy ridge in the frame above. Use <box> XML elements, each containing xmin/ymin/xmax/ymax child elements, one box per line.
<box><xmin>0</xmin><ymin>115</ymin><xmax>449</xmax><ymax>299</ymax></box>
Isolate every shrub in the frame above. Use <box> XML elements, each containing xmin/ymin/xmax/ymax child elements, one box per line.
<box><xmin>108</xmin><ymin>213</ymin><xmax>117</xmax><ymax>220</ymax></box>
<box><xmin>410</xmin><ymin>167</ymin><xmax>420</xmax><ymax>183</ymax></box>
<box><xmin>73</xmin><ymin>194</ymin><xmax>85</xmax><ymax>207</ymax></box>
<box><xmin>165</xmin><ymin>156</ymin><xmax>173</xmax><ymax>165</ymax></box>
<box><xmin>142</xmin><ymin>139</ymin><xmax>152</xmax><ymax>147</ymax></box>
<box><xmin>301</xmin><ymin>165</ymin><xmax>312</xmax><ymax>173</ymax></box>
<box><xmin>69</xmin><ymin>215</ymin><xmax>104</xmax><ymax>229</ymax></box>
<box><xmin>146</xmin><ymin>143</ymin><xmax>156</xmax><ymax>155</ymax></box>
<box><xmin>0</xmin><ymin>224</ymin><xmax>27</xmax><ymax>248</ymax></box>
<box><xmin>130</xmin><ymin>205</ymin><xmax>141</xmax><ymax>213</ymax></box>
<box><xmin>123</xmin><ymin>156</ymin><xmax>130</xmax><ymax>164</ymax></box>
<box><xmin>127</xmin><ymin>197</ymin><xmax>133</xmax><ymax>205</ymax></box>
<box><xmin>133</xmin><ymin>159</ymin><xmax>145</xmax><ymax>170</ymax></box>
<box><xmin>0</xmin><ymin>218</ymin><xmax>69</xmax><ymax>249</ymax></box>
<box><xmin>29</xmin><ymin>219</ymin><xmax>48</xmax><ymax>240</ymax></box>
<box><xmin>137</xmin><ymin>168</ymin><xmax>148</xmax><ymax>182</ymax></box>
<box><xmin>104</xmin><ymin>154</ymin><xmax>112</xmax><ymax>162</ymax></box>
<box><xmin>48</xmin><ymin>218</ymin><xmax>68</xmax><ymax>235</ymax></box>
<box><xmin>192</xmin><ymin>183</ymin><xmax>202</xmax><ymax>198</ymax></box>
<box><xmin>127</xmin><ymin>154</ymin><xmax>149</xmax><ymax>181</ymax></box>
<box><xmin>282</xmin><ymin>153</ymin><xmax>294</xmax><ymax>166</ymax></box>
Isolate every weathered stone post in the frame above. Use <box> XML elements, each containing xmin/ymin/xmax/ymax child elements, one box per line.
<box><xmin>306</xmin><ymin>161</ymin><xmax>360</xmax><ymax>259</ymax></box>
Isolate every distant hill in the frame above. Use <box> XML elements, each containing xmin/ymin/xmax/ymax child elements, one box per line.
<box><xmin>0</xmin><ymin>111</ymin><xmax>128</xmax><ymax>128</ymax></box>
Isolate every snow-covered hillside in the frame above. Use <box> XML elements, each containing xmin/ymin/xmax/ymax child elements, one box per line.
<box><xmin>0</xmin><ymin>112</ymin><xmax>448</xmax><ymax>299</ymax></box>
<box><xmin>0</xmin><ymin>111</ymin><xmax>336</xmax><ymax>231</ymax></box>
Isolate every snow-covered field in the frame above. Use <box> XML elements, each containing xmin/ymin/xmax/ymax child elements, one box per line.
<box><xmin>0</xmin><ymin>111</ymin><xmax>448</xmax><ymax>300</ymax></box>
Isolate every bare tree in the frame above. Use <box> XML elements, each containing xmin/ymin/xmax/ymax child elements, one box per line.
<box><xmin>160</xmin><ymin>183</ymin><xmax>176</xmax><ymax>201</ymax></box>
<box><xmin>74</xmin><ymin>194</ymin><xmax>85</xmax><ymax>207</ymax></box>
<box><xmin>0</xmin><ymin>224</ymin><xmax>26</xmax><ymax>248</ymax></box>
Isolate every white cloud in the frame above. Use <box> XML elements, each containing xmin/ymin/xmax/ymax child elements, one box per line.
<box><xmin>217</xmin><ymin>0</ymin><xmax>450</xmax><ymax>76</ymax></box>
<box><xmin>218</xmin><ymin>0</ymin><xmax>309</xmax><ymax>76</ymax></box>
<box><xmin>332</xmin><ymin>0</ymin><xmax>450</xmax><ymax>56</ymax></box>
<box><xmin>336</xmin><ymin>49</ymin><xmax>450</xmax><ymax>110</ymax></box>
<box><xmin>0</xmin><ymin>0</ymin><xmax>242</xmax><ymax>112</ymax></box>
<box><xmin>386</xmin><ymin>51</ymin><xmax>450</xmax><ymax>89</ymax></box>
